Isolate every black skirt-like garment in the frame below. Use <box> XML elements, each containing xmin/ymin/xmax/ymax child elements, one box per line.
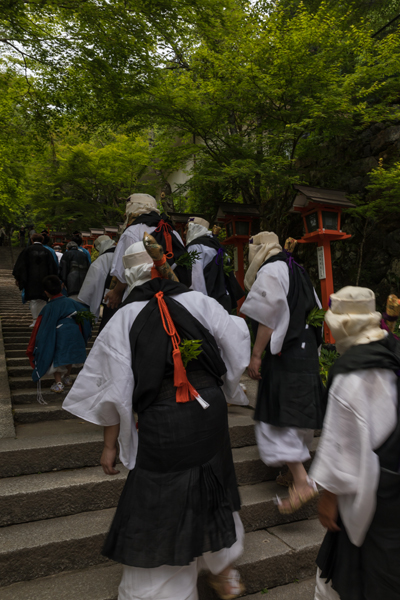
<box><xmin>254</xmin><ymin>326</ymin><xmax>325</xmax><ymax>429</ymax></box>
<box><xmin>317</xmin><ymin>408</ymin><xmax>400</xmax><ymax>600</ymax></box>
<box><xmin>102</xmin><ymin>374</ymin><xmax>240</xmax><ymax>568</ymax></box>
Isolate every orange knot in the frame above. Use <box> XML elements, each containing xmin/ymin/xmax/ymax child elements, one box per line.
<box><xmin>155</xmin><ymin>220</ymin><xmax>174</xmax><ymax>259</ymax></box>
<box><xmin>155</xmin><ymin>291</ymin><xmax>199</xmax><ymax>403</ymax></box>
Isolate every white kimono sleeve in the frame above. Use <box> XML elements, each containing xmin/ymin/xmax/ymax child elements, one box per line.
<box><xmin>78</xmin><ymin>253</ymin><xmax>113</xmax><ymax>318</ymax></box>
<box><xmin>189</xmin><ymin>244</ymin><xmax>217</xmax><ymax>296</ymax></box>
<box><xmin>176</xmin><ymin>292</ymin><xmax>251</xmax><ymax>405</ymax></box>
<box><xmin>241</xmin><ymin>261</ymin><xmax>290</xmax><ymax>355</ymax></box>
<box><xmin>310</xmin><ymin>369</ymin><xmax>397</xmax><ymax>546</ymax></box>
<box><xmin>62</xmin><ymin>308</ymin><xmax>141</xmax><ymax>470</ymax></box>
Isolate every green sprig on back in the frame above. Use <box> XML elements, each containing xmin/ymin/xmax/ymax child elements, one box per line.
<box><xmin>176</xmin><ymin>250</ymin><xmax>201</xmax><ymax>269</ymax></box>
<box><xmin>74</xmin><ymin>310</ymin><xmax>96</xmax><ymax>327</ymax></box>
<box><xmin>179</xmin><ymin>339</ymin><xmax>203</xmax><ymax>368</ymax></box>
<box><xmin>306</xmin><ymin>307</ymin><xmax>326</xmax><ymax>328</ymax></box>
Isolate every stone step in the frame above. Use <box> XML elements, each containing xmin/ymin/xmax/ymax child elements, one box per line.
<box><xmin>0</xmin><ymin>468</ymin><xmax>317</xmax><ymax>530</ymax></box>
<box><xmin>0</xmin><ymin>465</ymin><xmax>128</xmax><ymax>527</ymax></box>
<box><xmin>13</xmin><ymin>402</ymin><xmax>78</xmax><ymax>423</ymax></box>
<box><xmin>7</xmin><ymin>365</ymin><xmax>82</xmax><ymax>378</ymax></box>
<box><xmin>0</xmin><ymin>413</ymin><xmax>269</xmax><ymax>478</ymax></box>
<box><xmin>0</xmin><ymin>509</ymin><xmax>324</xmax><ymax>589</ymax></box>
<box><xmin>12</xmin><ymin>387</ymin><xmax>71</xmax><ymax>405</ymax></box>
<box><xmin>8</xmin><ymin>374</ymin><xmax>78</xmax><ymax>390</ymax></box>
<box><xmin>0</xmin><ymin>420</ymin><xmax>104</xmax><ymax>477</ymax></box>
<box><xmin>0</xmin><ymin>565</ymin><xmax>316</xmax><ymax>600</ymax></box>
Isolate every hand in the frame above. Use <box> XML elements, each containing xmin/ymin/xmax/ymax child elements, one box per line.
<box><xmin>248</xmin><ymin>354</ymin><xmax>262</xmax><ymax>380</ymax></box>
<box><xmin>100</xmin><ymin>445</ymin><xmax>120</xmax><ymax>475</ymax></box>
<box><xmin>104</xmin><ymin>288</ymin><xmax>122</xmax><ymax>309</ymax></box>
<box><xmin>318</xmin><ymin>490</ymin><xmax>341</xmax><ymax>532</ymax></box>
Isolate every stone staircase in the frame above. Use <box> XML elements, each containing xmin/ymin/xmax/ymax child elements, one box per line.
<box><xmin>0</xmin><ymin>246</ymin><xmax>321</xmax><ymax>599</ymax></box>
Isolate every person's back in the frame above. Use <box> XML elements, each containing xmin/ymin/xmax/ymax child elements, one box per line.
<box><xmin>27</xmin><ymin>275</ymin><xmax>91</xmax><ymax>393</ymax></box>
<box><xmin>60</xmin><ymin>241</ymin><xmax>90</xmax><ymax>297</ymax></box>
<box><xmin>13</xmin><ymin>234</ymin><xmax>58</xmax><ymax>301</ymax></box>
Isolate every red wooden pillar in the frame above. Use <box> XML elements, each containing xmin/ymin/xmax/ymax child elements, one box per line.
<box><xmin>318</xmin><ymin>238</ymin><xmax>335</xmax><ymax>344</ymax></box>
<box><xmin>235</xmin><ymin>240</ymin><xmax>246</xmax><ymax>312</ymax></box>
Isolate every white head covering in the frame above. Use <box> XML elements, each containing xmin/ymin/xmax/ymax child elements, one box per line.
<box><xmin>124</xmin><ymin>194</ymin><xmax>160</xmax><ymax>225</ymax></box>
<box><xmin>123</xmin><ymin>242</ymin><xmax>154</xmax><ymax>293</ymax></box>
<box><xmin>94</xmin><ymin>235</ymin><xmax>116</xmax><ymax>255</ymax></box>
<box><xmin>325</xmin><ymin>286</ymin><xmax>385</xmax><ymax>355</ymax></box>
<box><xmin>244</xmin><ymin>232</ymin><xmax>282</xmax><ymax>291</ymax></box>
<box><xmin>186</xmin><ymin>216</ymin><xmax>211</xmax><ymax>245</ymax></box>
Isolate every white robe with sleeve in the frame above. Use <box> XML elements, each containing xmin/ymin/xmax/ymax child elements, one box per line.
<box><xmin>111</xmin><ymin>224</ymin><xmax>184</xmax><ymax>284</ymax></box>
<box><xmin>241</xmin><ymin>261</ymin><xmax>321</xmax><ymax>467</ymax></box>
<box><xmin>63</xmin><ymin>290</ymin><xmax>250</xmax><ymax>471</ymax></box>
<box><xmin>310</xmin><ymin>368</ymin><xmax>398</xmax><ymax>547</ymax></box>
<box><xmin>78</xmin><ymin>251</ymin><xmax>115</xmax><ymax>319</ymax></box>
<box><xmin>63</xmin><ymin>290</ymin><xmax>249</xmax><ymax>599</ymax></box>
<box><xmin>189</xmin><ymin>241</ymin><xmax>217</xmax><ymax>296</ymax></box>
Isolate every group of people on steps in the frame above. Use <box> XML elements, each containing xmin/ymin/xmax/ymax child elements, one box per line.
<box><xmin>16</xmin><ymin>192</ymin><xmax>400</xmax><ymax>600</ymax></box>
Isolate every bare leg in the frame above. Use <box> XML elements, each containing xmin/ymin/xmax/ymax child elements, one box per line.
<box><xmin>54</xmin><ymin>372</ymin><xmax>62</xmax><ymax>384</ymax></box>
<box><xmin>65</xmin><ymin>365</ymin><xmax>72</xmax><ymax>375</ymax></box>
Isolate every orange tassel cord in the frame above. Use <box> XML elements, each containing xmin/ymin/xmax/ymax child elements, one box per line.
<box><xmin>155</xmin><ymin>291</ymin><xmax>199</xmax><ymax>403</ymax></box>
<box><xmin>154</xmin><ymin>220</ymin><xmax>174</xmax><ymax>259</ymax></box>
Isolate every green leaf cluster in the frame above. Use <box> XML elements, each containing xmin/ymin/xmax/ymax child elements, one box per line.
<box><xmin>74</xmin><ymin>310</ymin><xmax>96</xmax><ymax>327</ymax></box>
<box><xmin>176</xmin><ymin>250</ymin><xmax>201</xmax><ymax>269</ymax></box>
<box><xmin>319</xmin><ymin>347</ymin><xmax>339</xmax><ymax>386</ymax></box>
<box><xmin>179</xmin><ymin>339</ymin><xmax>203</xmax><ymax>369</ymax></box>
<box><xmin>306</xmin><ymin>307</ymin><xmax>326</xmax><ymax>328</ymax></box>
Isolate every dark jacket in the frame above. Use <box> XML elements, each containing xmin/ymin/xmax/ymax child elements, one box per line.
<box><xmin>13</xmin><ymin>243</ymin><xmax>59</xmax><ymax>301</ymax></box>
<box><xmin>59</xmin><ymin>248</ymin><xmax>90</xmax><ymax>296</ymax></box>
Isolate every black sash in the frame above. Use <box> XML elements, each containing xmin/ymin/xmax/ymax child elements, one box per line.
<box><xmin>187</xmin><ymin>235</ymin><xmax>244</xmax><ymax>310</ymax></box>
<box><xmin>317</xmin><ymin>335</ymin><xmax>400</xmax><ymax>600</ymax></box>
<box><xmin>123</xmin><ymin>279</ymin><xmax>227</xmax><ymax>413</ymax></box>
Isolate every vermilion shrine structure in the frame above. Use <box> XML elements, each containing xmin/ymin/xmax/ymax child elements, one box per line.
<box><xmin>291</xmin><ymin>185</ymin><xmax>356</xmax><ymax>343</ymax></box>
<box><xmin>216</xmin><ymin>203</ymin><xmax>260</xmax><ymax>309</ymax></box>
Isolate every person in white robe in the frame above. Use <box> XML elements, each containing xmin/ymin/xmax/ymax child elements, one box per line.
<box><xmin>78</xmin><ymin>235</ymin><xmax>117</xmax><ymax>331</ymax></box>
<box><xmin>104</xmin><ymin>194</ymin><xmax>186</xmax><ymax>309</ymax></box>
<box><xmin>186</xmin><ymin>216</ymin><xmax>214</xmax><ymax>296</ymax></box>
<box><xmin>311</xmin><ymin>286</ymin><xmax>400</xmax><ymax>600</ymax></box>
<box><xmin>186</xmin><ymin>216</ymin><xmax>245</xmax><ymax>311</ymax></box>
<box><xmin>241</xmin><ymin>232</ymin><xmax>324</xmax><ymax>514</ymax></box>
<box><xmin>63</xmin><ymin>240</ymin><xmax>251</xmax><ymax>600</ymax></box>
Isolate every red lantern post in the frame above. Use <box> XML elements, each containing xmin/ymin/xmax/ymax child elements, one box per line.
<box><xmin>291</xmin><ymin>186</ymin><xmax>355</xmax><ymax>343</ymax></box>
<box><xmin>216</xmin><ymin>203</ymin><xmax>260</xmax><ymax>312</ymax></box>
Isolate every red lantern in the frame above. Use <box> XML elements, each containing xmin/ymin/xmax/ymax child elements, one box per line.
<box><xmin>291</xmin><ymin>185</ymin><xmax>356</xmax><ymax>343</ymax></box>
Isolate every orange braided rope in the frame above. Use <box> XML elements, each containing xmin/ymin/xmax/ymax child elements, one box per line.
<box><xmin>154</xmin><ymin>220</ymin><xmax>174</xmax><ymax>259</ymax></box>
<box><xmin>155</xmin><ymin>291</ymin><xmax>199</xmax><ymax>403</ymax></box>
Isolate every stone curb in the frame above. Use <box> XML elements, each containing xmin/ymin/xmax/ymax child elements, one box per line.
<box><xmin>0</xmin><ymin>320</ymin><xmax>15</xmax><ymax>439</ymax></box>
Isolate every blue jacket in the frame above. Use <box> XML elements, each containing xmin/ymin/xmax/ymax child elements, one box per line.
<box><xmin>27</xmin><ymin>295</ymin><xmax>92</xmax><ymax>381</ymax></box>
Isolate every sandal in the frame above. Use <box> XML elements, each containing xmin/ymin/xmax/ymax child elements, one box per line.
<box><xmin>208</xmin><ymin>569</ymin><xmax>245</xmax><ymax>600</ymax></box>
<box><xmin>275</xmin><ymin>477</ymin><xmax>319</xmax><ymax>515</ymax></box>
<box><xmin>275</xmin><ymin>470</ymin><xmax>294</xmax><ymax>488</ymax></box>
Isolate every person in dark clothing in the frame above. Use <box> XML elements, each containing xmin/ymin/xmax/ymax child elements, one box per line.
<box><xmin>242</xmin><ymin>232</ymin><xmax>324</xmax><ymax>515</ymax></box>
<box><xmin>63</xmin><ymin>240</ymin><xmax>250</xmax><ymax>600</ymax></box>
<box><xmin>185</xmin><ymin>216</ymin><xmax>245</xmax><ymax>312</ymax></box>
<box><xmin>59</xmin><ymin>241</ymin><xmax>90</xmax><ymax>300</ymax></box>
<box><xmin>71</xmin><ymin>234</ymin><xmax>91</xmax><ymax>264</ymax></box>
<box><xmin>19</xmin><ymin>226</ymin><xmax>26</xmax><ymax>248</ymax></box>
<box><xmin>12</xmin><ymin>233</ymin><xmax>59</xmax><ymax>326</ymax></box>
<box><xmin>311</xmin><ymin>286</ymin><xmax>400</xmax><ymax>600</ymax></box>
<box><xmin>41</xmin><ymin>233</ymin><xmax>58</xmax><ymax>265</ymax></box>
